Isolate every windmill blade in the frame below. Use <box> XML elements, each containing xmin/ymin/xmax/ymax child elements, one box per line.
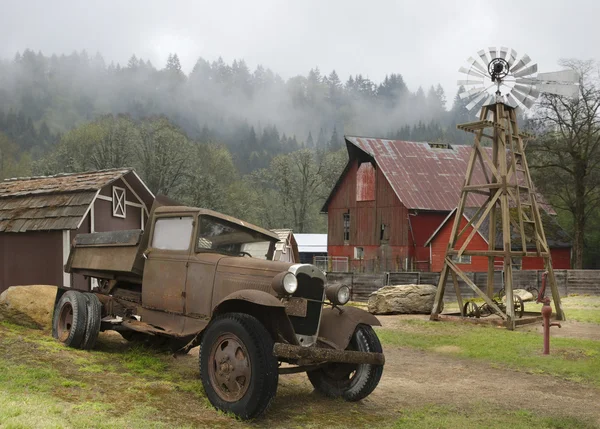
<box><xmin>537</xmin><ymin>69</ymin><xmax>579</xmax><ymax>83</ymax></box>
<box><xmin>459</xmin><ymin>86</ymin><xmax>486</xmax><ymax>99</ymax></box>
<box><xmin>459</xmin><ymin>66</ymin><xmax>487</xmax><ymax>79</ymax></box>
<box><xmin>465</xmin><ymin>91</ymin><xmax>488</xmax><ymax>111</ymax></box>
<box><xmin>511</xmin><ymin>54</ymin><xmax>531</xmax><ymax>74</ymax></box>
<box><xmin>511</xmin><ymin>88</ymin><xmax>536</xmax><ymax>109</ymax></box>
<box><xmin>457</xmin><ymin>79</ymin><xmax>484</xmax><ymax>86</ymax></box>
<box><xmin>507</xmin><ymin>49</ymin><xmax>518</xmax><ymax>67</ymax></box>
<box><xmin>482</xmin><ymin>94</ymin><xmax>495</xmax><ymax>106</ymax></box>
<box><xmin>468</xmin><ymin>57</ymin><xmax>488</xmax><ymax>74</ymax></box>
<box><xmin>515</xmin><ymin>77</ymin><xmax>538</xmax><ymax>85</ymax></box>
<box><xmin>513</xmin><ymin>63</ymin><xmax>538</xmax><ymax>78</ymax></box>
<box><xmin>513</xmin><ymin>84</ymin><xmax>540</xmax><ymax>101</ymax></box>
<box><xmin>478</xmin><ymin>49</ymin><xmax>490</xmax><ymax>67</ymax></box>
<box><xmin>499</xmin><ymin>47</ymin><xmax>509</xmax><ymax>60</ymax></box>
<box><xmin>488</xmin><ymin>46</ymin><xmax>498</xmax><ymax>59</ymax></box>
<box><xmin>537</xmin><ymin>82</ymin><xmax>580</xmax><ymax>98</ymax></box>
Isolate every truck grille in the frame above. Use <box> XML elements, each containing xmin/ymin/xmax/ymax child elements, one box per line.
<box><xmin>288</xmin><ymin>273</ymin><xmax>324</xmax><ymax>337</ymax></box>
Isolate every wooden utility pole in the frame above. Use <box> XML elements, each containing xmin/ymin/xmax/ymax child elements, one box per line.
<box><xmin>429</xmin><ymin>102</ymin><xmax>565</xmax><ymax>330</ymax></box>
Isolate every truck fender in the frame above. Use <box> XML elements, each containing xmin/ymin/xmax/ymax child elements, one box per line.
<box><xmin>212</xmin><ymin>290</ymin><xmax>298</xmax><ymax>345</ymax></box>
<box><xmin>318</xmin><ymin>306</ymin><xmax>381</xmax><ymax>350</ymax></box>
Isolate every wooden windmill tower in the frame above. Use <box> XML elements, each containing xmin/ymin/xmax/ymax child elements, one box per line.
<box><xmin>429</xmin><ymin>47</ymin><xmax>580</xmax><ymax>330</ymax></box>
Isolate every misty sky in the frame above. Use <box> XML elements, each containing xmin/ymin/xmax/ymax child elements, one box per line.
<box><xmin>1</xmin><ymin>0</ymin><xmax>598</xmax><ymax>99</ymax></box>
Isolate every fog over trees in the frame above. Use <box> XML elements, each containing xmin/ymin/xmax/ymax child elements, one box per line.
<box><xmin>1</xmin><ymin>50</ymin><xmax>599</xmax><ymax>266</ymax></box>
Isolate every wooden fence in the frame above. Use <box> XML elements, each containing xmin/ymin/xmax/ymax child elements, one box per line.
<box><xmin>326</xmin><ymin>270</ymin><xmax>600</xmax><ymax>302</ymax></box>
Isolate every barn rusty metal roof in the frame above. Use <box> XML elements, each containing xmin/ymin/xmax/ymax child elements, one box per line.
<box><xmin>323</xmin><ymin>136</ymin><xmax>552</xmax><ymax>213</ymax></box>
<box><xmin>344</xmin><ymin>136</ymin><xmax>489</xmax><ymax>211</ymax></box>
<box><xmin>0</xmin><ymin>169</ymin><xmax>132</xmax><ymax>232</ymax></box>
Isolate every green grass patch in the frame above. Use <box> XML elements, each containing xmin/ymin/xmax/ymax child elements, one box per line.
<box><xmin>566</xmin><ymin>309</ymin><xmax>600</xmax><ymax>324</ymax></box>
<box><xmin>377</xmin><ymin>320</ymin><xmax>600</xmax><ymax>386</ymax></box>
<box><xmin>393</xmin><ymin>404</ymin><xmax>596</xmax><ymax>429</ymax></box>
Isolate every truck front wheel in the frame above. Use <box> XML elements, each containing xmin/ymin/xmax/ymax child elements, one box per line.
<box><xmin>199</xmin><ymin>313</ymin><xmax>278</xmax><ymax>419</ymax></box>
<box><xmin>307</xmin><ymin>324</ymin><xmax>383</xmax><ymax>401</ymax></box>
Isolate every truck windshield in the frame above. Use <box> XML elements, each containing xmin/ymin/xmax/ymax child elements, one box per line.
<box><xmin>196</xmin><ymin>215</ymin><xmax>274</xmax><ymax>258</ymax></box>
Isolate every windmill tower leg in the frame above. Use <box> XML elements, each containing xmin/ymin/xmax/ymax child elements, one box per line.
<box><xmin>430</xmin><ymin>102</ymin><xmax>564</xmax><ymax>328</ymax></box>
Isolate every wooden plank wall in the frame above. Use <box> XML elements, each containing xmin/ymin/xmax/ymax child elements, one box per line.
<box><xmin>328</xmin><ymin>270</ymin><xmax>600</xmax><ymax>302</ymax></box>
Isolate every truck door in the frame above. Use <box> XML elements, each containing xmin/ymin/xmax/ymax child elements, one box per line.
<box><xmin>142</xmin><ymin>215</ymin><xmax>194</xmax><ymax>314</ymax></box>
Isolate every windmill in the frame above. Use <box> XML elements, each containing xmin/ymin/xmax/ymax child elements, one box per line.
<box><xmin>430</xmin><ymin>47</ymin><xmax>580</xmax><ymax>329</ymax></box>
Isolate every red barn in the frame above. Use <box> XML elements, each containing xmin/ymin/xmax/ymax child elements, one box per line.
<box><xmin>321</xmin><ymin>136</ymin><xmax>571</xmax><ymax>272</ymax></box>
<box><xmin>426</xmin><ymin>208</ymin><xmax>572</xmax><ymax>272</ymax></box>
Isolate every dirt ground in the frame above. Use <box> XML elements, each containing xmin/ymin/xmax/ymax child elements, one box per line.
<box><xmin>169</xmin><ymin>314</ymin><xmax>600</xmax><ymax>427</ymax></box>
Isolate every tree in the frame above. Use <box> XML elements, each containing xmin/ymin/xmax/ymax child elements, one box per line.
<box><xmin>135</xmin><ymin>117</ymin><xmax>192</xmax><ymax>195</ymax></box>
<box><xmin>528</xmin><ymin>60</ymin><xmax>600</xmax><ymax>268</ymax></box>
<box><xmin>165</xmin><ymin>53</ymin><xmax>182</xmax><ymax>72</ymax></box>
<box><xmin>251</xmin><ymin>148</ymin><xmax>346</xmax><ymax>232</ymax></box>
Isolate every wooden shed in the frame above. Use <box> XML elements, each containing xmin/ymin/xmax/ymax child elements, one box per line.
<box><xmin>0</xmin><ymin>169</ymin><xmax>154</xmax><ymax>293</ymax></box>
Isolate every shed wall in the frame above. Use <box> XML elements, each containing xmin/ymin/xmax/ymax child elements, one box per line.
<box><xmin>0</xmin><ymin>231</ymin><xmax>63</xmax><ymax>293</ymax></box>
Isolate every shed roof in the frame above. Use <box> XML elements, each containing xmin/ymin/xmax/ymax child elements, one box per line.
<box><xmin>0</xmin><ymin>169</ymin><xmax>153</xmax><ymax>232</ymax></box>
<box><xmin>424</xmin><ymin>207</ymin><xmax>571</xmax><ymax>249</ymax></box>
<box><xmin>323</xmin><ymin>136</ymin><xmax>551</xmax><ymax>213</ymax></box>
<box><xmin>294</xmin><ymin>233</ymin><xmax>327</xmax><ymax>253</ymax></box>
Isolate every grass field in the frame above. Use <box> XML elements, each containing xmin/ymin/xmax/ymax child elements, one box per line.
<box><xmin>0</xmin><ymin>295</ymin><xmax>598</xmax><ymax>428</ymax></box>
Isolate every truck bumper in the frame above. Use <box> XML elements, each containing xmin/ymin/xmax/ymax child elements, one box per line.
<box><xmin>273</xmin><ymin>343</ymin><xmax>385</xmax><ymax>366</ymax></box>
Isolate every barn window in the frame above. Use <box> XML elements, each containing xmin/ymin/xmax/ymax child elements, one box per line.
<box><xmin>112</xmin><ymin>186</ymin><xmax>126</xmax><ymax>218</ymax></box>
<box><xmin>452</xmin><ymin>254</ymin><xmax>471</xmax><ymax>264</ymax></box>
<box><xmin>356</xmin><ymin>162</ymin><xmax>375</xmax><ymax>201</ymax></box>
<box><xmin>354</xmin><ymin>247</ymin><xmax>364</xmax><ymax>259</ymax></box>
<box><xmin>152</xmin><ymin>217</ymin><xmax>194</xmax><ymax>250</ymax></box>
<box><xmin>343</xmin><ymin>213</ymin><xmax>350</xmax><ymax>242</ymax></box>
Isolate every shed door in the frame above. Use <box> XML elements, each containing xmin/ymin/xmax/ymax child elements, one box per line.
<box><xmin>142</xmin><ymin>216</ymin><xmax>194</xmax><ymax>314</ymax></box>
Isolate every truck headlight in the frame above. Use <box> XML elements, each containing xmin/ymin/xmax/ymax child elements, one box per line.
<box><xmin>272</xmin><ymin>272</ymin><xmax>298</xmax><ymax>296</ymax></box>
<box><xmin>326</xmin><ymin>284</ymin><xmax>351</xmax><ymax>306</ymax></box>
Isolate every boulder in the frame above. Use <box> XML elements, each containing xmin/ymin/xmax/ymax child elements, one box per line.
<box><xmin>368</xmin><ymin>284</ymin><xmax>439</xmax><ymax>315</ymax></box>
<box><xmin>0</xmin><ymin>285</ymin><xmax>58</xmax><ymax>329</ymax></box>
<box><xmin>506</xmin><ymin>288</ymin><xmax>535</xmax><ymax>302</ymax></box>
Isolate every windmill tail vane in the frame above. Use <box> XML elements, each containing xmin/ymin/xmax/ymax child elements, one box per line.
<box><xmin>458</xmin><ymin>46</ymin><xmax>580</xmax><ymax>115</ymax></box>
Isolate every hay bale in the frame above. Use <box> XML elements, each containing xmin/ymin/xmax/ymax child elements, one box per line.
<box><xmin>0</xmin><ymin>285</ymin><xmax>58</xmax><ymax>329</ymax></box>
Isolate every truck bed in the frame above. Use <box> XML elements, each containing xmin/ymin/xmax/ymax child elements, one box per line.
<box><xmin>65</xmin><ymin>229</ymin><xmax>146</xmax><ymax>282</ymax></box>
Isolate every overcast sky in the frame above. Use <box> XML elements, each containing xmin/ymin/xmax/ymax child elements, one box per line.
<box><xmin>1</xmin><ymin>0</ymin><xmax>598</xmax><ymax>99</ymax></box>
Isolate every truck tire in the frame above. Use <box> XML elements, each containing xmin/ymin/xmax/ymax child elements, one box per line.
<box><xmin>52</xmin><ymin>290</ymin><xmax>88</xmax><ymax>349</ymax></box>
<box><xmin>307</xmin><ymin>324</ymin><xmax>383</xmax><ymax>401</ymax></box>
<box><xmin>199</xmin><ymin>313</ymin><xmax>278</xmax><ymax>419</ymax></box>
<box><xmin>81</xmin><ymin>293</ymin><xmax>102</xmax><ymax>350</ymax></box>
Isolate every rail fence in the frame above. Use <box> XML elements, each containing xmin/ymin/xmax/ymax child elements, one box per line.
<box><xmin>326</xmin><ymin>269</ymin><xmax>600</xmax><ymax>302</ymax></box>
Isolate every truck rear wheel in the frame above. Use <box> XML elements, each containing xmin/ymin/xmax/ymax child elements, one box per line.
<box><xmin>81</xmin><ymin>293</ymin><xmax>102</xmax><ymax>350</ymax></box>
<box><xmin>52</xmin><ymin>291</ymin><xmax>88</xmax><ymax>349</ymax></box>
<box><xmin>199</xmin><ymin>313</ymin><xmax>278</xmax><ymax>419</ymax></box>
<box><xmin>307</xmin><ymin>324</ymin><xmax>383</xmax><ymax>401</ymax></box>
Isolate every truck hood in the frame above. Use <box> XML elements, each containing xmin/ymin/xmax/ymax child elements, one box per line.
<box><xmin>211</xmin><ymin>256</ymin><xmax>295</xmax><ymax>307</ymax></box>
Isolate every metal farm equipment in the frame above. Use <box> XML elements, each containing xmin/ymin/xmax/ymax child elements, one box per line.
<box><xmin>463</xmin><ymin>295</ymin><xmax>524</xmax><ymax>319</ymax></box>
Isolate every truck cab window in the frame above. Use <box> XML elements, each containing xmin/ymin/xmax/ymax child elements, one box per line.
<box><xmin>152</xmin><ymin>217</ymin><xmax>194</xmax><ymax>250</ymax></box>
<box><xmin>197</xmin><ymin>216</ymin><xmax>273</xmax><ymax>256</ymax></box>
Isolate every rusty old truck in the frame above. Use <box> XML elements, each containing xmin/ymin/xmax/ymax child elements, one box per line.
<box><xmin>52</xmin><ymin>203</ymin><xmax>385</xmax><ymax>419</ymax></box>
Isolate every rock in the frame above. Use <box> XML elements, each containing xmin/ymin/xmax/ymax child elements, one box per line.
<box><xmin>506</xmin><ymin>289</ymin><xmax>535</xmax><ymax>302</ymax></box>
<box><xmin>368</xmin><ymin>284</ymin><xmax>439</xmax><ymax>315</ymax></box>
<box><xmin>0</xmin><ymin>285</ymin><xmax>58</xmax><ymax>329</ymax></box>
